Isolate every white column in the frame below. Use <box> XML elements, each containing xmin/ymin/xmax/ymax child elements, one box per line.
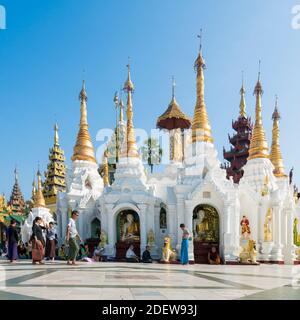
<box><xmin>284</xmin><ymin>209</ymin><xmax>297</xmax><ymax>264</ymax></box>
<box><xmin>139</xmin><ymin>204</ymin><xmax>148</xmax><ymax>255</ymax></box>
<box><xmin>167</xmin><ymin>204</ymin><xmax>177</xmax><ymax>247</ymax></box>
<box><xmin>176</xmin><ymin>196</ymin><xmax>185</xmax><ymax>246</ymax></box>
<box><xmin>184</xmin><ymin>201</ymin><xmax>194</xmax><ymax>262</ymax></box>
<box><xmin>271</xmin><ymin>205</ymin><xmax>284</xmax><ymax>261</ymax></box>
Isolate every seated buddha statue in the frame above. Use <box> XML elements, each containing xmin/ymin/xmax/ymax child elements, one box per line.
<box><xmin>194</xmin><ymin>210</ymin><xmax>209</xmax><ymax>239</ymax></box>
<box><xmin>122</xmin><ymin>213</ymin><xmax>140</xmax><ymax>241</ymax></box>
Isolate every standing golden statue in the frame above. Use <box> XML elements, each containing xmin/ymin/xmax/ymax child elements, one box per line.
<box><xmin>264</xmin><ymin>208</ymin><xmax>273</xmax><ymax>242</ymax></box>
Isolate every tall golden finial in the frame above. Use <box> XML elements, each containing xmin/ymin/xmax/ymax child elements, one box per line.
<box><xmin>33</xmin><ymin>169</ymin><xmax>46</xmax><ymax>208</ymax></box>
<box><xmin>270</xmin><ymin>96</ymin><xmax>286</xmax><ymax>177</ymax></box>
<box><xmin>239</xmin><ymin>71</ymin><xmax>246</xmax><ymax>118</ymax></box>
<box><xmin>191</xmin><ymin>30</ymin><xmax>213</xmax><ymax>143</ymax></box>
<box><xmin>54</xmin><ymin>123</ymin><xmax>59</xmax><ymax>146</ymax></box>
<box><xmin>248</xmin><ymin>61</ymin><xmax>269</xmax><ymax>160</ymax></box>
<box><xmin>122</xmin><ymin>61</ymin><xmax>139</xmax><ymax>158</ymax></box>
<box><xmin>71</xmin><ymin>80</ymin><xmax>97</xmax><ymax>163</ymax></box>
<box><xmin>103</xmin><ymin>150</ymin><xmax>110</xmax><ymax>187</ymax></box>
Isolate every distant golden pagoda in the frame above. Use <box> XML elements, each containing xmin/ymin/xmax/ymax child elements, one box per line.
<box><xmin>72</xmin><ymin>80</ymin><xmax>97</xmax><ymax>163</ymax></box>
<box><xmin>8</xmin><ymin>168</ymin><xmax>26</xmax><ymax>215</ymax></box>
<box><xmin>34</xmin><ymin>170</ymin><xmax>46</xmax><ymax>208</ymax></box>
<box><xmin>43</xmin><ymin>124</ymin><xmax>66</xmax><ymax>207</ymax></box>
<box><xmin>270</xmin><ymin>97</ymin><xmax>286</xmax><ymax>177</ymax></box>
<box><xmin>248</xmin><ymin>73</ymin><xmax>269</xmax><ymax>160</ymax></box>
<box><xmin>191</xmin><ymin>42</ymin><xmax>213</xmax><ymax>143</ymax></box>
<box><xmin>121</xmin><ymin>63</ymin><xmax>139</xmax><ymax>158</ymax></box>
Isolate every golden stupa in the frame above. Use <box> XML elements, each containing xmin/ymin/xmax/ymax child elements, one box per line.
<box><xmin>71</xmin><ymin>80</ymin><xmax>97</xmax><ymax>163</ymax></box>
<box><xmin>270</xmin><ymin>97</ymin><xmax>286</xmax><ymax>177</ymax></box>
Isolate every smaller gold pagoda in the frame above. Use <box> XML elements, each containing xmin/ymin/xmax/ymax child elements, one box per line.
<box><xmin>72</xmin><ymin>80</ymin><xmax>97</xmax><ymax>163</ymax></box>
<box><xmin>270</xmin><ymin>97</ymin><xmax>286</xmax><ymax>177</ymax></box>
<box><xmin>248</xmin><ymin>72</ymin><xmax>269</xmax><ymax>160</ymax></box>
<box><xmin>43</xmin><ymin>124</ymin><xmax>66</xmax><ymax>211</ymax></box>
<box><xmin>121</xmin><ymin>63</ymin><xmax>139</xmax><ymax>158</ymax></box>
<box><xmin>191</xmin><ymin>43</ymin><xmax>213</xmax><ymax>144</ymax></box>
<box><xmin>8</xmin><ymin>168</ymin><xmax>26</xmax><ymax>215</ymax></box>
<box><xmin>33</xmin><ymin>170</ymin><xmax>46</xmax><ymax>208</ymax></box>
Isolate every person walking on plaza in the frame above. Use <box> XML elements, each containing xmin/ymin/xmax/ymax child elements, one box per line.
<box><xmin>31</xmin><ymin>217</ymin><xmax>47</xmax><ymax>265</ymax></box>
<box><xmin>180</xmin><ymin>223</ymin><xmax>190</xmax><ymax>265</ymax></box>
<box><xmin>66</xmin><ymin>210</ymin><xmax>82</xmax><ymax>265</ymax></box>
<box><xmin>45</xmin><ymin>222</ymin><xmax>57</xmax><ymax>262</ymax></box>
<box><xmin>7</xmin><ymin>219</ymin><xmax>19</xmax><ymax>263</ymax></box>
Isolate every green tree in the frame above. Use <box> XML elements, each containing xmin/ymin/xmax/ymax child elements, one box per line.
<box><xmin>140</xmin><ymin>138</ymin><xmax>163</xmax><ymax>173</ymax></box>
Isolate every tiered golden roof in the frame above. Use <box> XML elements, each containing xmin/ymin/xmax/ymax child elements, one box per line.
<box><xmin>43</xmin><ymin>124</ymin><xmax>66</xmax><ymax>206</ymax></box>
<box><xmin>157</xmin><ymin>78</ymin><xmax>191</xmax><ymax>130</ymax></box>
<box><xmin>71</xmin><ymin>80</ymin><xmax>97</xmax><ymax>163</ymax></box>
<box><xmin>122</xmin><ymin>64</ymin><xmax>139</xmax><ymax>158</ymax></box>
<box><xmin>33</xmin><ymin>170</ymin><xmax>46</xmax><ymax>208</ymax></box>
<box><xmin>191</xmin><ymin>49</ymin><xmax>213</xmax><ymax>143</ymax></box>
<box><xmin>270</xmin><ymin>97</ymin><xmax>286</xmax><ymax>177</ymax></box>
<box><xmin>248</xmin><ymin>76</ymin><xmax>269</xmax><ymax>160</ymax></box>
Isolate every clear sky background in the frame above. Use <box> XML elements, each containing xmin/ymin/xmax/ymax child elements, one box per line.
<box><xmin>0</xmin><ymin>0</ymin><xmax>299</xmax><ymax>199</ymax></box>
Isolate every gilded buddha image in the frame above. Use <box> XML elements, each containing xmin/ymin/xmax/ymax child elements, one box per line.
<box><xmin>193</xmin><ymin>205</ymin><xmax>219</xmax><ymax>242</ymax></box>
<box><xmin>118</xmin><ymin>211</ymin><xmax>140</xmax><ymax>242</ymax></box>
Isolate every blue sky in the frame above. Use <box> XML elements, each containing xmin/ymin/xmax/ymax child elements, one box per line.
<box><xmin>0</xmin><ymin>0</ymin><xmax>299</xmax><ymax>199</ymax></box>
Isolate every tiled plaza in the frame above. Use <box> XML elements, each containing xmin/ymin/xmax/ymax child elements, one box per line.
<box><xmin>0</xmin><ymin>259</ymin><xmax>299</xmax><ymax>300</ymax></box>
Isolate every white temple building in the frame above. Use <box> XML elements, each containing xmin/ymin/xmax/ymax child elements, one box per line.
<box><xmin>56</xmin><ymin>47</ymin><xmax>300</xmax><ymax>264</ymax></box>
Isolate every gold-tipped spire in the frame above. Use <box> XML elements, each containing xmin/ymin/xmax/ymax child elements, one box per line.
<box><xmin>71</xmin><ymin>80</ymin><xmax>97</xmax><ymax>163</ymax></box>
<box><xmin>122</xmin><ymin>62</ymin><xmax>139</xmax><ymax>158</ymax></box>
<box><xmin>103</xmin><ymin>150</ymin><xmax>109</xmax><ymax>187</ymax></box>
<box><xmin>239</xmin><ymin>72</ymin><xmax>246</xmax><ymax>118</ymax></box>
<box><xmin>248</xmin><ymin>64</ymin><xmax>269</xmax><ymax>160</ymax></box>
<box><xmin>270</xmin><ymin>96</ymin><xmax>286</xmax><ymax>177</ymax></box>
<box><xmin>54</xmin><ymin>123</ymin><xmax>59</xmax><ymax>146</ymax></box>
<box><xmin>191</xmin><ymin>31</ymin><xmax>213</xmax><ymax>143</ymax></box>
<box><xmin>33</xmin><ymin>170</ymin><xmax>46</xmax><ymax>208</ymax></box>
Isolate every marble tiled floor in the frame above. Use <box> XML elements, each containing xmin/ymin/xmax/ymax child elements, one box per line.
<box><xmin>0</xmin><ymin>260</ymin><xmax>299</xmax><ymax>300</ymax></box>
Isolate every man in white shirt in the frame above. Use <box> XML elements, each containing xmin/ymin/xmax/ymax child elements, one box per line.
<box><xmin>66</xmin><ymin>210</ymin><xmax>82</xmax><ymax>265</ymax></box>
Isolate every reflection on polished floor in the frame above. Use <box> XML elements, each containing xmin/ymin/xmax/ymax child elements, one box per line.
<box><xmin>0</xmin><ymin>260</ymin><xmax>299</xmax><ymax>300</ymax></box>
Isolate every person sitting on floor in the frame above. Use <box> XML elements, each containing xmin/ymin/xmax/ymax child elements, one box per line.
<box><xmin>126</xmin><ymin>244</ymin><xmax>139</xmax><ymax>263</ymax></box>
<box><xmin>93</xmin><ymin>245</ymin><xmax>105</xmax><ymax>262</ymax></box>
<box><xmin>142</xmin><ymin>245</ymin><xmax>153</xmax><ymax>263</ymax></box>
<box><xmin>208</xmin><ymin>246</ymin><xmax>221</xmax><ymax>265</ymax></box>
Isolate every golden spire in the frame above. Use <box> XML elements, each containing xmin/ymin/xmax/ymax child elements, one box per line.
<box><xmin>54</xmin><ymin>123</ymin><xmax>59</xmax><ymax>146</ymax></box>
<box><xmin>71</xmin><ymin>80</ymin><xmax>97</xmax><ymax>163</ymax></box>
<box><xmin>33</xmin><ymin>170</ymin><xmax>46</xmax><ymax>208</ymax></box>
<box><xmin>248</xmin><ymin>64</ymin><xmax>269</xmax><ymax>160</ymax></box>
<box><xmin>122</xmin><ymin>62</ymin><xmax>139</xmax><ymax>158</ymax></box>
<box><xmin>192</xmin><ymin>30</ymin><xmax>213</xmax><ymax>143</ymax></box>
<box><xmin>270</xmin><ymin>96</ymin><xmax>286</xmax><ymax>177</ymax></box>
<box><xmin>103</xmin><ymin>150</ymin><xmax>109</xmax><ymax>187</ymax></box>
<box><xmin>239</xmin><ymin>72</ymin><xmax>246</xmax><ymax>118</ymax></box>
